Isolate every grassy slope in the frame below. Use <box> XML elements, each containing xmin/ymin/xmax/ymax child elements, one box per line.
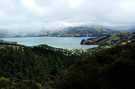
<box><xmin>81</xmin><ymin>32</ymin><xmax>135</xmax><ymax>46</ymax></box>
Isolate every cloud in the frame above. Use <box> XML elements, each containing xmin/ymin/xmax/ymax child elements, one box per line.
<box><xmin>0</xmin><ymin>0</ymin><xmax>135</xmax><ymax>32</ymax></box>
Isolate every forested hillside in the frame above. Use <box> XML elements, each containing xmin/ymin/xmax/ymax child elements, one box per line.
<box><xmin>0</xmin><ymin>41</ymin><xmax>91</xmax><ymax>88</ymax></box>
<box><xmin>49</xmin><ymin>42</ymin><xmax>135</xmax><ymax>89</ymax></box>
<box><xmin>0</xmin><ymin>37</ymin><xmax>135</xmax><ymax>88</ymax></box>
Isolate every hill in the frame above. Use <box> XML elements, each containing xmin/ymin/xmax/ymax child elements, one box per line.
<box><xmin>40</xmin><ymin>26</ymin><xmax>118</xmax><ymax>37</ymax></box>
<box><xmin>0</xmin><ymin>40</ymin><xmax>91</xmax><ymax>88</ymax></box>
<box><xmin>81</xmin><ymin>32</ymin><xmax>135</xmax><ymax>46</ymax></box>
<box><xmin>1</xmin><ymin>35</ymin><xmax>135</xmax><ymax>88</ymax></box>
<box><xmin>50</xmin><ymin>43</ymin><xmax>135</xmax><ymax>89</ymax></box>
<box><xmin>0</xmin><ymin>26</ymin><xmax>118</xmax><ymax>38</ymax></box>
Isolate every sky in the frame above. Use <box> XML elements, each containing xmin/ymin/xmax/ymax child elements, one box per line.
<box><xmin>0</xmin><ymin>0</ymin><xmax>135</xmax><ymax>32</ymax></box>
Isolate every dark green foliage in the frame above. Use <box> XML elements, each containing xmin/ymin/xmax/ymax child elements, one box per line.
<box><xmin>0</xmin><ymin>77</ymin><xmax>40</xmax><ymax>89</ymax></box>
<box><xmin>0</xmin><ymin>77</ymin><xmax>11</xmax><ymax>89</ymax></box>
<box><xmin>131</xmin><ymin>37</ymin><xmax>135</xmax><ymax>43</ymax></box>
<box><xmin>0</xmin><ymin>46</ymin><xmax>49</xmax><ymax>85</ymax></box>
<box><xmin>99</xmin><ymin>59</ymin><xmax>135</xmax><ymax>89</ymax></box>
<box><xmin>31</xmin><ymin>45</ymin><xmax>80</xmax><ymax>73</ymax></box>
<box><xmin>1</xmin><ymin>40</ymin><xmax>135</xmax><ymax>89</ymax></box>
<box><xmin>49</xmin><ymin>59</ymin><xmax>101</xmax><ymax>89</ymax></box>
<box><xmin>96</xmin><ymin>43</ymin><xmax>135</xmax><ymax>89</ymax></box>
<box><xmin>0</xmin><ymin>45</ymin><xmax>81</xmax><ymax>87</ymax></box>
<box><xmin>50</xmin><ymin>43</ymin><xmax>135</xmax><ymax>89</ymax></box>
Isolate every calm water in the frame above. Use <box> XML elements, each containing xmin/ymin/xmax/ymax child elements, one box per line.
<box><xmin>0</xmin><ymin>37</ymin><xmax>98</xmax><ymax>49</ymax></box>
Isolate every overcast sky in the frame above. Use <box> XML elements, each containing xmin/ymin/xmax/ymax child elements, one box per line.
<box><xmin>0</xmin><ymin>0</ymin><xmax>135</xmax><ymax>32</ymax></box>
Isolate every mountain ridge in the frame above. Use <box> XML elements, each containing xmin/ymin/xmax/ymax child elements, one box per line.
<box><xmin>2</xmin><ymin>25</ymin><xmax>135</xmax><ymax>38</ymax></box>
<box><xmin>40</xmin><ymin>26</ymin><xmax>119</xmax><ymax>37</ymax></box>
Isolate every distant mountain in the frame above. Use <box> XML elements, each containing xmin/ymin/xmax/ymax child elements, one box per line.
<box><xmin>0</xmin><ymin>26</ymin><xmax>121</xmax><ymax>38</ymax></box>
<box><xmin>81</xmin><ymin>32</ymin><xmax>135</xmax><ymax>46</ymax></box>
<box><xmin>40</xmin><ymin>26</ymin><xmax>119</xmax><ymax>37</ymax></box>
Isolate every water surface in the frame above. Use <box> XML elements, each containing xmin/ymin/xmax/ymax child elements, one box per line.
<box><xmin>0</xmin><ymin>37</ymin><xmax>98</xmax><ymax>49</ymax></box>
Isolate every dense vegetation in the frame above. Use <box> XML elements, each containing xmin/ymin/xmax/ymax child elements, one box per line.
<box><xmin>0</xmin><ymin>77</ymin><xmax>41</xmax><ymax>89</ymax></box>
<box><xmin>0</xmin><ymin>43</ymin><xmax>89</xmax><ymax>88</ymax></box>
<box><xmin>49</xmin><ymin>43</ymin><xmax>135</xmax><ymax>89</ymax></box>
<box><xmin>81</xmin><ymin>32</ymin><xmax>135</xmax><ymax>46</ymax></box>
<box><xmin>0</xmin><ymin>36</ymin><xmax>135</xmax><ymax>89</ymax></box>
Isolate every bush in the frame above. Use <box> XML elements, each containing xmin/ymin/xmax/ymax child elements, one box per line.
<box><xmin>0</xmin><ymin>77</ymin><xmax>41</xmax><ymax>89</ymax></box>
<box><xmin>49</xmin><ymin>43</ymin><xmax>135</xmax><ymax>89</ymax></box>
<box><xmin>0</xmin><ymin>77</ymin><xmax>11</xmax><ymax>89</ymax></box>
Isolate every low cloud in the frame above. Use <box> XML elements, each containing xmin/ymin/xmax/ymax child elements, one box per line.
<box><xmin>0</xmin><ymin>0</ymin><xmax>135</xmax><ymax>32</ymax></box>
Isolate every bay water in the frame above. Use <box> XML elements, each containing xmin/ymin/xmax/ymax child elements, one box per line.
<box><xmin>0</xmin><ymin>37</ymin><xmax>98</xmax><ymax>49</ymax></box>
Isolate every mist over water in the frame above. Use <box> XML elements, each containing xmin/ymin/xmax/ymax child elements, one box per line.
<box><xmin>1</xmin><ymin>37</ymin><xmax>98</xmax><ymax>49</ymax></box>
